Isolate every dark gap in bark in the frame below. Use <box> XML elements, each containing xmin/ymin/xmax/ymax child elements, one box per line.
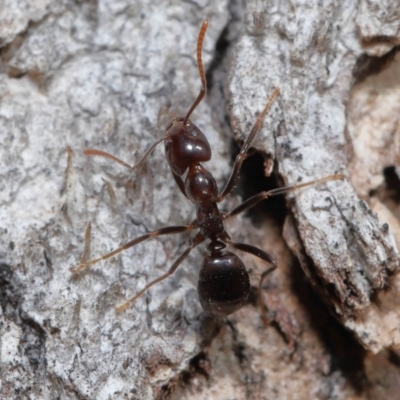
<box><xmin>231</xmin><ymin>124</ymin><xmax>367</xmax><ymax>393</ymax></box>
<box><xmin>290</xmin><ymin>259</ymin><xmax>368</xmax><ymax>394</ymax></box>
<box><xmin>19</xmin><ymin>312</ymin><xmax>47</xmax><ymax>378</ymax></box>
<box><xmin>205</xmin><ymin>26</ymin><xmax>230</xmax><ymax>93</ymax></box>
<box><xmin>0</xmin><ymin>263</ymin><xmax>21</xmax><ymax>317</ymax></box>
<box><xmin>204</xmin><ymin>0</ymin><xmax>245</xmax><ymax>161</ymax></box>
<box><xmin>370</xmin><ymin>166</ymin><xmax>400</xmax><ymax>203</ymax></box>
<box><xmin>0</xmin><ymin>263</ymin><xmax>48</xmax><ymax>378</ymax></box>
<box><xmin>226</xmin><ymin>319</ymin><xmax>249</xmax><ymax>367</ymax></box>
<box><xmin>352</xmin><ymin>45</ymin><xmax>400</xmax><ymax>84</ymax></box>
<box><xmin>388</xmin><ymin>350</ymin><xmax>400</xmax><ymax>368</ymax></box>
<box><xmin>370</xmin><ymin>166</ymin><xmax>400</xmax><ymax>219</ymax></box>
<box><xmin>236</xmin><ymin>151</ymin><xmax>287</xmax><ymax>227</ymax></box>
<box><xmin>180</xmin><ymin>351</ymin><xmax>211</xmax><ymax>385</ymax></box>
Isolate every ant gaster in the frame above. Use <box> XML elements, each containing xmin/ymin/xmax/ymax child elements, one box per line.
<box><xmin>73</xmin><ymin>20</ymin><xmax>343</xmax><ymax>317</ymax></box>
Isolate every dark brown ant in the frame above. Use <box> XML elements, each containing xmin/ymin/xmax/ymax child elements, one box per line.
<box><xmin>72</xmin><ymin>20</ymin><xmax>343</xmax><ymax>317</ymax></box>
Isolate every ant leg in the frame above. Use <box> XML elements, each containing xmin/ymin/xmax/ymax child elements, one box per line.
<box><xmin>84</xmin><ymin>135</ymin><xmax>168</xmax><ymax>172</ymax></box>
<box><xmin>224</xmin><ymin>239</ymin><xmax>278</xmax><ymax>325</ymax></box>
<box><xmin>171</xmin><ymin>170</ymin><xmax>189</xmax><ymax>199</ymax></box>
<box><xmin>217</xmin><ymin>88</ymin><xmax>280</xmax><ymax>202</ymax></box>
<box><xmin>72</xmin><ymin>223</ymin><xmax>198</xmax><ymax>274</ymax></box>
<box><xmin>227</xmin><ymin>241</ymin><xmax>278</xmax><ymax>267</ymax></box>
<box><xmin>223</xmin><ymin>174</ymin><xmax>344</xmax><ymax>220</ymax></box>
<box><xmin>116</xmin><ymin>232</ymin><xmax>205</xmax><ymax>312</ymax></box>
<box><xmin>86</xmin><ymin>141</ymin><xmax>188</xmax><ymax>199</ymax></box>
<box><xmin>258</xmin><ymin>267</ymin><xmax>278</xmax><ymax>326</ymax></box>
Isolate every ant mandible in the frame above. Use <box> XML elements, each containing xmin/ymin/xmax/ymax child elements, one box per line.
<box><xmin>72</xmin><ymin>20</ymin><xmax>343</xmax><ymax>317</ymax></box>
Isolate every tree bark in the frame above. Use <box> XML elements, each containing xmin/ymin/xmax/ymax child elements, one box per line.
<box><xmin>1</xmin><ymin>0</ymin><xmax>400</xmax><ymax>399</ymax></box>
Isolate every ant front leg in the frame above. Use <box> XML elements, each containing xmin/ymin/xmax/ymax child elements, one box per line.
<box><xmin>217</xmin><ymin>88</ymin><xmax>280</xmax><ymax>202</ymax></box>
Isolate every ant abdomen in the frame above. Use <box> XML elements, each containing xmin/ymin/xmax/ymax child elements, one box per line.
<box><xmin>198</xmin><ymin>242</ymin><xmax>250</xmax><ymax>316</ymax></box>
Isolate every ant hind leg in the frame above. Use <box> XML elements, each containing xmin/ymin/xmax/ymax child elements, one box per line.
<box><xmin>224</xmin><ymin>238</ymin><xmax>278</xmax><ymax>324</ymax></box>
<box><xmin>72</xmin><ymin>223</ymin><xmax>198</xmax><ymax>274</ymax></box>
<box><xmin>116</xmin><ymin>233</ymin><xmax>205</xmax><ymax>312</ymax></box>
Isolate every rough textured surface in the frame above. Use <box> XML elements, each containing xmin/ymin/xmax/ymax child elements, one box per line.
<box><xmin>228</xmin><ymin>0</ymin><xmax>400</xmax><ymax>352</ymax></box>
<box><xmin>1</xmin><ymin>0</ymin><xmax>400</xmax><ymax>399</ymax></box>
<box><xmin>1</xmin><ymin>1</ymin><xmax>230</xmax><ymax>398</ymax></box>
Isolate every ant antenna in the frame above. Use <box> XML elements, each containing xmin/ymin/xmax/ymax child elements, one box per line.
<box><xmin>83</xmin><ymin>136</ymin><xmax>167</xmax><ymax>172</ymax></box>
<box><xmin>182</xmin><ymin>19</ymin><xmax>209</xmax><ymax>126</ymax></box>
<box><xmin>83</xmin><ymin>20</ymin><xmax>209</xmax><ymax>171</ymax></box>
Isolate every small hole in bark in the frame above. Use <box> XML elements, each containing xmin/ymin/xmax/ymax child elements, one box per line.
<box><xmin>181</xmin><ymin>351</ymin><xmax>211</xmax><ymax>384</ymax></box>
<box><xmin>353</xmin><ymin>46</ymin><xmax>400</xmax><ymax>84</ymax></box>
<box><xmin>370</xmin><ymin>166</ymin><xmax>400</xmax><ymax>219</ymax></box>
<box><xmin>236</xmin><ymin>150</ymin><xmax>287</xmax><ymax>227</ymax></box>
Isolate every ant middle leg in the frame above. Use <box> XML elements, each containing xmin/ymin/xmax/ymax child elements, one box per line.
<box><xmin>72</xmin><ymin>222</ymin><xmax>198</xmax><ymax>274</ymax></box>
<box><xmin>222</xmin><ymin>174</ymin><xmax>344</xmax><ymax>220</ymax></box>
<box><xmin>217</xmin><ymin>87</ymin><xmax>280</xmax><ymax>202</ymax></box>
<box><xmin>116</xmin><ymin>232</ymin><xmax>205</xmax><ymax>312</ymax></box>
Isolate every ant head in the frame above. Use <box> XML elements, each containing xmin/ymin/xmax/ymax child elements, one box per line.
<box><xmin>163</xmin><ymin>20</ymin><xmax>211</xmax><ymax>176</ymax></box>
<box><xmin>164</xmin><ymin>118</ymin><xmax>211</xmax><ymax>176</ymax></box>
<box><xmin>198</xmin><ymin>242</ymin><xmax>250</xmax><ymax>316</ymax></box>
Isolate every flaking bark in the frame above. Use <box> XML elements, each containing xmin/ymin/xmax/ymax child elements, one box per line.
<box><xmin>1</xmin><ymin>0</ymin><xmax>400</xmax><ymax>399</ymax></box>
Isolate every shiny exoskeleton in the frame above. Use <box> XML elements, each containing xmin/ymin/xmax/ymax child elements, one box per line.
<box><xmin>165</xmin><ymin>116</ymin><xmax>250</xmax><ymax>315</ymax></box>
<box><xmin>73</xmin><ymin>20</ymin><xmax>343</xmax><ymax>317</ymax></box>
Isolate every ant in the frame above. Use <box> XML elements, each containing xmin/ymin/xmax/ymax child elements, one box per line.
<box><xmin>72</xmin><ymin>20</ymin><xmax>343</xmax><ymax>317</ymax></box>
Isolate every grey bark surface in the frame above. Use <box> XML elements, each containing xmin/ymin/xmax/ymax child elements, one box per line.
<box><xmin>230</xmin><ymin>1</ymin><xmax>400</xmax><ymax>352</ymax></box>
<box><xmin>1</xmin><ymin>0</ymin><xmax>400</xmax><ymax>399</ymax></box>
<box><xmin>228</xmin><ymin>0</ymin><xmax>400</xmax><ymax>352</ymax></box>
